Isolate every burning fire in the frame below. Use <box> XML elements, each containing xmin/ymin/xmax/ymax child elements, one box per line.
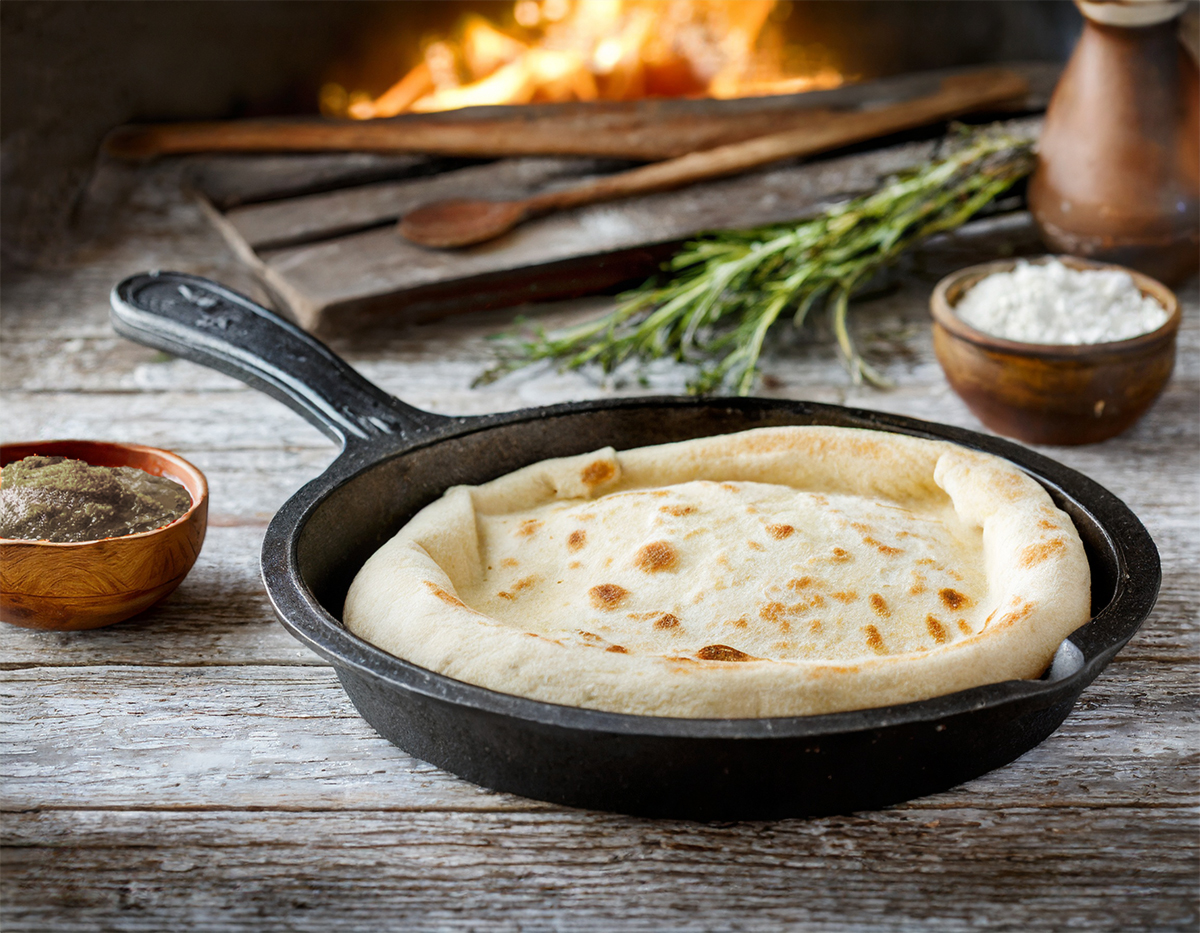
<box><xmin>322</xmin><ymin>0</ymin><xmax>843</xmax><ymax>119</ymax></box>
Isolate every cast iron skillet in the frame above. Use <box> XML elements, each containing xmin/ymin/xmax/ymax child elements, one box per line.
<box><xmin>111</xmin><ymin>271</ymin><xmax>1159</xmax><ymax>819</ymax></box>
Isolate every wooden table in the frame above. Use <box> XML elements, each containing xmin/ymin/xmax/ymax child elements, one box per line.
<box><xmin>2</xmin><ymin>158</ymin><xmax>1197</xmax><ymax>931</ymax></box>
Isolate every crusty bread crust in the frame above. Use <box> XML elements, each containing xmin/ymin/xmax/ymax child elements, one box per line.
<box><xmin>344</xmin><ymin>426</ymin><xmax>1090</xmax><ymax>718</ymax></box>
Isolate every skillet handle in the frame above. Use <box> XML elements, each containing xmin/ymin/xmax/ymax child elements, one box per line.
<box><xmin>111</xmin><ymin>271</ymin><xmax>448</xmax><ymax>447</ymax></box>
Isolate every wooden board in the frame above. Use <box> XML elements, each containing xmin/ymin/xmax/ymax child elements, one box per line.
<box><xmin>184</xmin><ymin>152</ymin><xmax>461</xmax><ymax>210</ymax></box>
<box><xmin>199</xmin><ymin>123</ymin><xmax>1039</xmax><ymax>335</ymax></box>
<box><xmin>221</xmin><ymin>156</ymin><xmax>636</xmax><ymax>249</ymax></box>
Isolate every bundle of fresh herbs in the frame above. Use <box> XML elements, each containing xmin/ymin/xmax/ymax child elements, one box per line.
<box><xmin>481</xmin><ymin>127</ymin><xmax>1035</xmax><ymax>395</ymax></box>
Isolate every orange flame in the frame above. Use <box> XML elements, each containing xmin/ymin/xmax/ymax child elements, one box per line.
<box><xmin>323</xmin><ymin>0</ymin><xmax>843</xmax><ymax>119</ymax></box>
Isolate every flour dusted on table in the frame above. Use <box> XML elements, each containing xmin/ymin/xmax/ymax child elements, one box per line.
<box><xmin>954</xmin><ymin>259</ymin><xmax>1169</xmax><ymax>344</ymax></box>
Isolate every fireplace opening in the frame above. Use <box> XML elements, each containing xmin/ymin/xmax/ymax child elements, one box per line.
<box><xmin>1</xmin><ymin>1</ymin><xmax>1081</xmax><ymax>269</ymax></box>
<box><xmin>315</xmin><ymin>1</ymin><xmax>1079</xmax><ymax>119</ymax></box>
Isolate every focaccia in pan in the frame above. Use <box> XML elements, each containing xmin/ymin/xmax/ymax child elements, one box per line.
<box><xmin>344</xmin><ymin>426</ymin><xmax>1090</xmax><ymax>718</ymax></box>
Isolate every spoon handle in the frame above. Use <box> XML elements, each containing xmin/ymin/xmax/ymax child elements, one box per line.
<box><xmin>524</xmin><ymin>69</ymin><xmax>1029</xmax><ymax>216</ymax></box>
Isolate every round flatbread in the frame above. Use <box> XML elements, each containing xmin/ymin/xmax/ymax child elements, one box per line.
<box><xmin>344</xmin><ymin>426</ymin><xmax>1090</xmax><ymax>717</ymax></box>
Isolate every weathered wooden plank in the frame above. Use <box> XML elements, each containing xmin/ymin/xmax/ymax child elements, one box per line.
<box><xmin>0</xmin><ymin>178</ymin><xmax>272</xmax><ymax>342</ymax></box>
<box><xmin>0</xmin><ymin>525</ymin><xmax>318</xmax><ymax>669</ymax></box>
<box><xmin>5</xmin><ymin>273</ymin><xmax>1195</xmax><ymax>431</ymax></box>
<box><xmin>1</xmin><ymin>389</ymin><xmax>333</xmax><ymax>452</ymax></box>
<box><xmin>224</xmin><ymin>157</ymin><xmax>635</xmax><ymax>250</ymax></box>
<box><xmin>5</xmin><ymin>327</ymin><xmax>1196</xmax><ymax>436</ymax></box>
<box><xmin>1</xmin><ymin>661</ymin><xmax>1194</xmax><ymax>813</ymax></box>
<box><xmin>6</xmin><ymin>371</ymin><xmax>1194</xmax><ymax>486</ymax></box>
<box><xmin>254</xmin><ymin>138</ymin><xmax>951</xmax><ymax>333</ymax></box>
<box><xmin>0</xmin><ymin>666</ymin><xmax>511</xmax><ymax>813</ymax></box>
<box><xmin>2</xmin><ymin>806</ymin><xmax>1196</xmax><ymax>933</ymax></box>
<box><xmin>223</xmin><ymin>158</ymin><xmax>1044</xmax><ymax>257</ymax></box>
<box><xmin>8</xmin><ymin>245</ymin><xmax>1192</xmax><ymax>395</ymax></box>
<box><xmin>3</xmin><ymin>214</ymin><xmax>1192</xmax><ymax>377</ymax></box>
<box><xmin>106</xmin><ymin>63</ymin><xmax>1061</xmax><ymax>163</ymax></box>
<box><xmin>183</xmin><ymin>152</ymin><xmax>459</xmax><ymax>209</ymax></box>
<box><xmin>1</xmin><ymin>336</ymin><xmax>244</xmax><ymax>394</ymax></box>
<box><xmin>212</xmin><ymin>114</ymin><xmax>1047</xmax><ymax>333</ymax></box>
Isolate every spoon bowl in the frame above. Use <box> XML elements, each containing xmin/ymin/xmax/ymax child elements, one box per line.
<box><xmin>399</xmin><ymin>198</ymin><xmax>531</xmax><ymax>248</ymax></box>
<box><xmin>0</xmin><ymin>440</ymin><xmax>208</xmax><ymax>630</ymax></box>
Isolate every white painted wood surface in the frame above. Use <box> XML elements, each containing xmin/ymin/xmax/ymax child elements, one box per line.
<box><xmin>2</xmin><ymin>156</ymin><xmax>1196</xmax><ymax>931</ymax></box>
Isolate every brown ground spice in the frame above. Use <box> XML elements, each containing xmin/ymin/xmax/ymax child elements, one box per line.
<box><xmin>0</xmin><ymin>455</ymin><xmax>191</xmax><ymax>543</ymax></box>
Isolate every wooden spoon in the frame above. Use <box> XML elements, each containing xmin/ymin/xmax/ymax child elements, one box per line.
<box><xmin>398</xmin><ymin>68</ymin><xmax>1029</xmax><ymax>248</ymax></box>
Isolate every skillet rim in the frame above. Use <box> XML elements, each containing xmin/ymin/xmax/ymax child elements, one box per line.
<box><xmin>260</xmin><ymin>394</ymin><xmax>1158</xmax><ymax>740</ymax></box>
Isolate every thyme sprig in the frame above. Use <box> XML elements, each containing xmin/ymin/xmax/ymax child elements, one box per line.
<box><xmin>481</xmin><ymin>128</ymin><xmax>1035</xmax><ymax>395</ymax></box>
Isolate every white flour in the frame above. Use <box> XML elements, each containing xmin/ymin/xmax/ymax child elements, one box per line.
<box><xmin>954</xmin><ymin>259</ymin><xmax>1169</xmax><ymax>344</ymax></box>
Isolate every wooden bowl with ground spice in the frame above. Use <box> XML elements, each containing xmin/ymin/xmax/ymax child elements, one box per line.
<box><xmin>0</xmin><ymin>440</ymin><xmax>208</xmax><ymax>630</ymax></box>
<box><xmin>930</xmin><ymin>256</ymin><xmax>1180</xmax><ymax>445</ymax></box>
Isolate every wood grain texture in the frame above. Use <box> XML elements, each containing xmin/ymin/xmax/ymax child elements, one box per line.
<box><xmin>0</xmin><ymin>149</ymin><xmax>1195</xmax><ymax>931</ymax></box>
<box><xmin>1</xmin><ymin>660</ymin><xmax>1195</xmax><ymax>811</ymax></box>
<box><xmin>3</xmin><ymin>807</ymin><xmax>1196</xmax><ymax>932</ymax></box>
<box><xmin>224</xmin><ymin>157</ymin><xmax>633</xmax><ymax>250</ymax></box>
<box><xmin>105</xmin><ymin>64</ymin><xmax>1059</xmax><ymax>162</ymax></box>
<box><xmin>185</xmin><ymin>152</ymin><xmax>454</xmax><ymax>210</ymax></box>
<box><xmin>252</xmin><ymin>138</ymin><xmax>952</xmax><ymax>333</ymax></box>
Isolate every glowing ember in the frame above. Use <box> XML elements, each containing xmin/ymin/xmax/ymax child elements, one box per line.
<box><xmin>323</xmin><ymin>0</ymin><xmax>843</xmax><ymax>119</ymax></box>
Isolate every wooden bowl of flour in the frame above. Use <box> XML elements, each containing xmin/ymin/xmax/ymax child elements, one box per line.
<box><xmin>930</xmin><ymin>256</ymin><xmax>1180</xmax><ymax>445</ymax></box>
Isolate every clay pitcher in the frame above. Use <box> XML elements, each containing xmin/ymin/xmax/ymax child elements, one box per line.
<box><xmin>1029</xmin><ymin>0</ymin><xmax>1199</xmax><ymax>285</ymax></box>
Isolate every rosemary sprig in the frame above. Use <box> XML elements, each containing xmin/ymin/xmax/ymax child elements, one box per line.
<box><xmin>481</xmin><ymin>128</ymin><xmax>1035</xmax><ymax>394</ymax></box>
